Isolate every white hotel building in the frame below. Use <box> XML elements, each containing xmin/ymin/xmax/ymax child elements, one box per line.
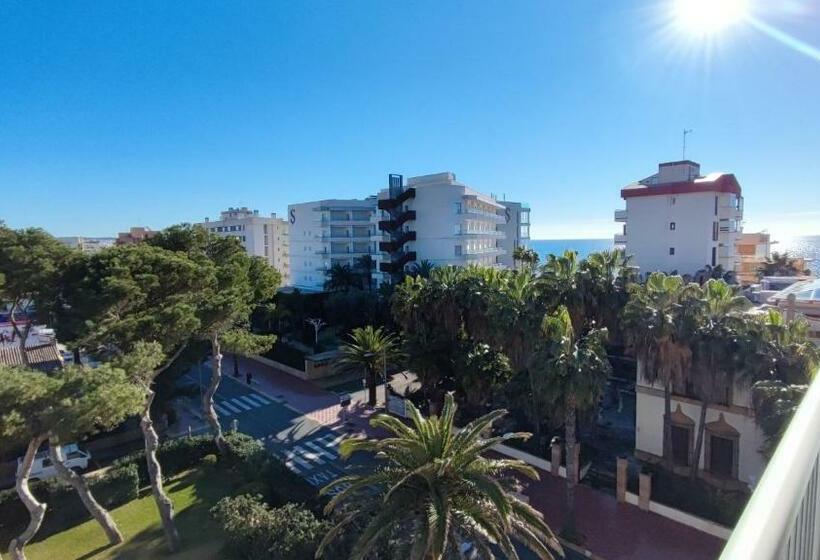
<box><xmin>287</xmin><ymin>198</ymin><xmax>382</xmax><ymax>291</ymax></box>
<box><xmin>377</xmin><ymin>172</ymin><xmax>526</xmax><ymax>279</ymax></box>
<box><xmin>614</xmin><ymin>160</ymin><xmax>744</xmax><ymax>278</ymax></box>
<box><xmin>199</xmin><ymin>207</ymin><xmax>290</xmax><ymax>284</ymax></box>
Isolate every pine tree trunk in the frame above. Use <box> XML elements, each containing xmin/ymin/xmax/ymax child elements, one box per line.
<box><xmin>140</xmin><ymin>389</ymin><xmax>180</xmax><ymax>552</ymax></box>
<box><xmin>564</xmin><ymin>394</ymin><xmax>578</xmax><ymax>536</ymax></box>
<box><xmin>663</xmin><ymin>383</ymin><xmax>673</xmax><ymax>470</ymax></box>
<box><xmin>204</xmin><ymin>334</ymin><xmax>226</xmax><ymax>454</ymax></box>
<box><xmin>8</xmin><ymin>435</ymin><xmax>48</xmax><ymax>560</ymax></box>
<box><xmin>73</xmin><ymin>347</ymin><xmax>82</xmax><ymax>367</ymax></box>
<box><xmin>690</xmin><ymin>398</ymin><xmax>709</xmax><ymax>482</ymax></box>
<box><xmin>48</xmin><ymin>439</ymin><xmax>123</xmax><ymax>544</ymax></box>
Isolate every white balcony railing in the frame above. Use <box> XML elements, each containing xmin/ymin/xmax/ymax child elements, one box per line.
<box><xmin>614</xmin><ymin>209</ymin><xmax>628</xmax><ymax>222</ymax></box>
<box><xmin>721</xmin><ymin>370</ymin><xmax>820</xmax><ymax>560</ymax></box>
<box><xmin>614</xmin><ymin>233</ymin><xmax>627</xmax><ymax>245</ymax></box>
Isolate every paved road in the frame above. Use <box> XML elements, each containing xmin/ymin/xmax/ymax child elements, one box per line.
<box><xmin>181</xmin><ymin>368</ymin><xmax>585</xmax><ymax>559</ymax></box>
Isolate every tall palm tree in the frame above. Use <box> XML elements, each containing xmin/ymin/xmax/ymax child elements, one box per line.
<box><xmin>758</xmin><ymin>251</ymin><xmax>810</xmax><ymax>278</ymax></box>
<box><xmin>539</xmin><ymin>251</ymin><xmax>586</xmax><ymax>333</ymax></box>
<box><xmin>407</xmin><ymin>259</ymin><xmax>436</xmax><ymax>279</ymax></box>
<box><xmin>324</xmin><ymin>262</ymin><xmax>358</xmax><ymax>292</ymax></box>
<box><xmin>513</xmin><ymin>246</ymin><xmax>540</xmax><ymax>271</ymax></box>
<box><xmin>688</xmin><ymin>279</ymin><xmax>750</xmax><ymax>481</ymax></box>
<box><xmin>533</xmin><ymin>306</ymin><xmax>611</xmax><ymax>538</ymax></box>
<box><xmin>580</xmin><ymin>249</ymin><xmax>637</xmax><ymax>344</ymax></box>
<box><xmin>317</xmin><ymin>393</ymin><xmax>562</xmax><ymax>560</ymax></box>
<box><xmin>621</xmin><ymin>273</ymin><xmax>699</xmax><ymax>469</ymax></box>
<box><xmin>336</xmin><ymin>326</ymin><xmax>401</xmax><ymax>406</ymax></box>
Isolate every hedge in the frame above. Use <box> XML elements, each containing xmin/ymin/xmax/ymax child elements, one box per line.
<box><xmin>0</xmin><ymin>462</ymin><xmax>139</xmax><ymax>548</ymax></box>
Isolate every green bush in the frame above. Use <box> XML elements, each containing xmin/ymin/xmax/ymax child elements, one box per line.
<box><xmin>211</xmin><ymin>495</ymin><xmax>331</xmax><ymax>560</ymax></box>
<box><xmin>263</xmin><ymin>342</ymin><xmax>306</xmax><ymax>371</ymax></box>
<box><xmin>202</xmin><ymin>454</ymin><xmax>219</xmax><ymax>468</ymax></box>
<box><xmin>113</xmin><ymin>434</ymin><xmax>216</xmax><ymax>485</ymax></box>
<box><xmin>0</xmin><ymin>462</ymin><xmax>139</xmax><ymax>548</ymax></box>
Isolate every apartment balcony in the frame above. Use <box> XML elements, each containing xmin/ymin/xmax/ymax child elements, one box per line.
<box><xmin>721</xmin><ymin>369</ymin><xmax>820</xmax><ymax>559</ymax></box>
<box><xmin>464</xmin><ymin>247</ymin><xmax>505</xmax><ymax>258</ymax></box>
<box><xmin>378</xmin><ymin>210</ymin><xmax>416</xmax><ymax>232</ymax></box>
<box><xmin>719</xmin><ymin>203</ymin><xmax>744</xmax><ymax>221</ymax></box>
<box><xmin>614</xmin><ymin>209</ymin><xmax>628</xmax><ymax>222</ymax></box>
<box><xmin>614</xmin><ymin>233</ymin><xmax>627</xmax><ymax>245</ymax></box>
<box><xmin>379</xmin><ymin>230</ymin><xmax>416</xmax><ymax>252</ymax></box>
<box><xmin>377</xmin><ymin>187</ymin><xmax>416</xmax><ymax>211</ymax></box>
<box><xmin>458</xmin><ymin>229</ymin><xmax>505</xmax><ymax>237</ymax></box>
<box><xmin>460</xmin><ymin>208</ymin><xmax>506</xmax><ymax>222</ymax></box>
<box><xmin>379</xmin><ymin>251</ymin><xmax>417</xmax><ymax>273</ymax></box>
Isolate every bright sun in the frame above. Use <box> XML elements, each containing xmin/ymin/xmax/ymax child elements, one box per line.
<box><xmin>674</xmin><ymin>0</ymin><xmax>749</xmax><ymax>35</ymax></box>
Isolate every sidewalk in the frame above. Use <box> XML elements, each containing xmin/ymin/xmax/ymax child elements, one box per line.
<box><xmin>235</xmin><ymin>354</ymin><xmax>724</xmax><ymax>560</ymax></box>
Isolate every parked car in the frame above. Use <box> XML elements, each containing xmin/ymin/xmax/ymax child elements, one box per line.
<box><xmin>18</xmin><ymin>443</ymin><xmax>91</xmax><ymax>481</ymax></box>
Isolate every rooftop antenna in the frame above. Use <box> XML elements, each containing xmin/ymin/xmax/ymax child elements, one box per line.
<box><xmin>682</xmin><ymin>128</ymin><xmax>693</xmax><ymax>160</ymax></box>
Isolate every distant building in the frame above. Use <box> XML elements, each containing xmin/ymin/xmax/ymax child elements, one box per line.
<box><xmin>734</xmin><ymin>232</ymin><xmax>772</xmax><ymax>285</ymax></box>
<box><xmin>58</xmin><ymin>236</ymin><xmax>116</xmax><ymax>254</ymax></box>
<box><xmin>116</xmin><ymin>227</ymin><xmax>156</xmax><ymax>245</ymax></box>
<box><xmin>377</xmin><ymin>172</ymin><xmax>508</xmax><ymax>281</ymax></box>
<box><xmin>615</xmin><ymin>160</ymin><xmax>744</xmax><ymax>277</ymax></box>
<box><xmin>199</xmin><ymin>207</ymin><xmax>290</xmax><ymax>285</ymax></box>
<box><xmin>767</xmin><ymin>278</ymin><xmax>820</xmax><ymax>343</ymax></box>
<box><xmin>287</xmin><ymin>198</ymin><xmax>382</xmax><ymax>291</ymax></box>
<box><xmin>496</xmin><ymin>201</ymin><xmax>531</xmax><ymax>269</ymax></box>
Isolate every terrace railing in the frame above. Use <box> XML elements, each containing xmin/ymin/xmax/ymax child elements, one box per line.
<box><xmin>720</xmin><ymin>370</ymin><xmax>820</xmax><ymax>559</ymax></box>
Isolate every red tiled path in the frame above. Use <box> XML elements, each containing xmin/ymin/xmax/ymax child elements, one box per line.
<box><xmin>237</xmin><ymin>354</ymin><xmax>725</xmax><ymax>560</ymax></box>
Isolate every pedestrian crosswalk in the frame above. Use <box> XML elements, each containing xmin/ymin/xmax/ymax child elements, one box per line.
<box><xmin>265</xmin><ymin>431</ymin><xmax>346</xmax><ymax>476</ymax></box>
<box><xmin>213</xmin><ymin>393</ymin><xmax>272</xmax><ymax>417</ymax></box>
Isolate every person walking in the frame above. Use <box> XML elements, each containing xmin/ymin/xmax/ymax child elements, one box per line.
<box><xmin>245</xmin><ymin>371</ymin><xmax>253</xmax><ymax>385</ymax></box>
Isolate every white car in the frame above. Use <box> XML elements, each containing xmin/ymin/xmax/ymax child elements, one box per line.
<box><xmin>19</xmin><ymin>444</ymin><xmax>91</xmax><ymax>481</ymax></box>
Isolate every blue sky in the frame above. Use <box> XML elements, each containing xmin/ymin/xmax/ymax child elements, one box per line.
<box><xmin>1</xmin><ymin>1</ymin><xmax>818</xmax><ymax>239</ymax></box>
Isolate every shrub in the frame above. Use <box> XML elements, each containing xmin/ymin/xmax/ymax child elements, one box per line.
<box><xmin>202</xmin><ymin>454</ymin><xmax>219</xmax><ymax>468</ymax></box>
<box><xmin>211</xmin><ymin>495</ymin><xmax>330</xmax><ymax>560</ymax></box>
<box><xmin>113</xmin><ymin>434</ymin><xmax>216</xmax><ymax>485</ymax></box>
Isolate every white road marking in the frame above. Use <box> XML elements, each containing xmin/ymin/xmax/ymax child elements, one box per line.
<box><xmin>230</xmin><ymin>398</ymin><xmax>252</xmax><ymax>411</ymax></box>
<box><xmin>219</xmin><ymin>400</ymin><xmax>242</xmax><ymax>414</ymax></box>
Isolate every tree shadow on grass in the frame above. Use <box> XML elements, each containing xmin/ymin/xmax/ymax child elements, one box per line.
<box><xmin>103</xmin><ymin>468</ymin><xmax>232</xmax><ymax>560</ymax></box>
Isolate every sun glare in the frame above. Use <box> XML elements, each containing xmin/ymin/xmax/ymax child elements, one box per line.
<box><xmin>674</xmin><ymin>0</ymin><xmax>749</xmax><ymax>35</ymax></box>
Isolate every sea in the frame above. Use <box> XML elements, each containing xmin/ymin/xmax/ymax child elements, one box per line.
<box><xmin>530</xmin><ymin>235</ymin><xmax>820</xmax><ymax>276</ymax></box>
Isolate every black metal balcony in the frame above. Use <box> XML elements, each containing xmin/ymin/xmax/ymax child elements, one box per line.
<box><xmin>378</xmin><ymin>210</ymin><xmax>416</xmax><ymax>232</ymax></box>
<box><xmin>379</xmin><ymin>230</ymin><xmax>416</xmax><ymax>252</ymax></box>
<box><xmin>379</xmin><ymin>251</ymin><xmax>417</xmax><ymax>273</ymax></box>
<box><xmin>377</xmin><ymin>187</ymin><xmax>416</xmax><ymax>211</ymax></box>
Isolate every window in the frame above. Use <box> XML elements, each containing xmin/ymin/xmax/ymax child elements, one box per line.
<box><xmin>709</xmin><ymin>435</ymin><xmax>735</xmax><ymax>478</ymax></box>
<box><xmin>712</xmin><ymin>246</ymin><xmax>717</xmax><ymax>267</ymax></box>
<box><xmin>453</xmin><ymin>224</ymin><xmax>462</xmax><ymax>235</ymax></box>
<box><xmin>454</xmin><ymin>245</ymin><xmax>462</xmax><ymax>256</ymax></box>
<box><xmin>669</xmin><ymin>247</ymin><xmax>675</xmax><ymax>255</ymax></box>
<box><xmin>263</xmin><ymin>224</ymin><xmax>268</xmax><ymax>234</ymax></box>
<box><xmin>714</xmin><ymin>195</ymin><xmax>719</xmax><ymax>215</ymax></box>
<box><xmin>453</xmin><ymin>202</ymin><xmax>462</xmax><ymax>215</ymax></box>
<box><xmin>712</xmin><ymin>221</ymin><xmax>719</xmax><ymax>241</ymax></box>
<box><xmin>670</xmin><ymin>196</ymin><xmax>676</xmax><ymax>206</ymax></box>
<box><xmin>670</xmin><ymin>222</ymin><xmax>676</xmax><ymax>230</ymax></box>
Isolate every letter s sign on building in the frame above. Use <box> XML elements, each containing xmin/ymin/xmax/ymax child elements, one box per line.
<box><xmin>289</xmin><ymin>209</ymin><xmax>296</xmax><ymax>224</ymax></box>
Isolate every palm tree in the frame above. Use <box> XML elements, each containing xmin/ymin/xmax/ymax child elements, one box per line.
<box><xmin>580</xmin><ymin>249</ymin><xmax>637</xmax><ymax>344</ymax></box>
<box><xmin>758</xmin><ymin>251</ymin><xmax>810</xmax><ymax>278</ymax></box>
<box><xmin>336</xmin><ymin>326</ymin><xmax>401</xmax><ymax>406</ymax></box>
<box><xmin>513</xmin><ymin>246</ymin><xmax>540</xmax><ymax>271</ymax></box>
<box><xmin>317</xmin><ymin>393</ymin><xmax>563</xmax><ymax>560</ymax></box>
<box><xmin>621</xmin><ymin>273</ymin><xmax>699</xmax><ymax>469</ymax></box>
<box><xmin>354</xmin><ymin>255</ymin><xmax>374</xmax><ymax>291</ymax></box>
<box><xmin>539</xmin><ymin>250</ymin><xmax>586</xmax><ymax>333</ymax></box>
<box><xmin>533</xmin><ymin>306</ymin><xmax>610</xmax><ymax>538</ymax></box>
<box><xmin>324</xmin><ymin>263</ymin><xmax>358</xmax><ymax>292</ymax></box>
<box><xmin>688</xmin><ymin>279</ymin><xmax>750</xmax><ymax>481</ymax></box>
<box><xmin>407</xmin><ymin>259</ymin><xmax>436</xmax><ymax>279</ymax></box>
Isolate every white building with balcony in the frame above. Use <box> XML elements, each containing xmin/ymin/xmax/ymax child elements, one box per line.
<box><xmin>614</xmin><ymin>161</ymin><xmax>744</xmax><ymax>278</ymax></box>
<box><xmin>376</xmin><ymin>172</ymin><xmax>509</xmax><ymax>280</ymax></box>
<box><xmin>287</xmin><ymin>198</ymin><xmax>382</xmax><ymax>291</ymax></box>
<box><xmin>496</xmin><ymin>201</ymin><xmax>531</xmax><ymax>269</ymax></box>
<box><xmin>199</xmin><ymin>207</ymin><xmax>290</xmax><ymax>285</ymax></box>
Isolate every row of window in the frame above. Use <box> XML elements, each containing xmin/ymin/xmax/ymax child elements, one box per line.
<box><xmin>209</xmin><ymin>225</ymin><xmax>245</xmax><ymax>233</ymax></box>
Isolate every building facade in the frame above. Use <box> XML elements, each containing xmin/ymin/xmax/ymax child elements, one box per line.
<box><xmin>635</xmin><ymin>363</ymin><xmax>767</xmax><ymax>490</ymax></box>
<box><xmin>377</xmin><ymin>172</ymin><xmax>508</xmax><ymax>280</ymax></box>
<box><xmin>496</xmin><ymin>201</ymin><xmax>531</xmax><ymax>269</ymax></box>
<box><xmin>58</xmin><ymin>236</ymin><xmax>116</xmax><ymax>254</ymax></box>
<box><xmin>614</xmin><ymin>161</ymin><xmax>744</xmax><ymax>278</ymax></box>
<box><xmin>287</xmin><ymin>198</ymin><xmax>381</xmax><ymax>291</ymax></box>
<box><xmin>199</xmin><ymin>207</ymin><xmax>290</xmax><ymax>285</ymax></box>
<box><xmin>116</xmin><ymin>226</ymin><xmax>156</xmax><ymax>245</ymax></box>
<box><xmin>734</xmin><ymin>232</ymin><xmax>772</xmax><ymax>286</ymax></box>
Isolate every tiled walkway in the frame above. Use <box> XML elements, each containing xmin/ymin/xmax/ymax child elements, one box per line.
<box><xmin>234</xmin><ymin>354</ymin><xmax>725</xmax><ymax>560</ymax></box>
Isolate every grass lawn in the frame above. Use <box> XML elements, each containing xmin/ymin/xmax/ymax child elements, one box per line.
<box><xmin>24</xmin><ymin>468</ymin><xmax>233</xmax><ymax>560</ymax></box>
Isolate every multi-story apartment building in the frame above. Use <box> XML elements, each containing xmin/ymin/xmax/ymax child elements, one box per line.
<box><xmin>287</xmin><ymin>198</ymin><xmax>381</xmax><ymax>291</ymax></box>
<box><xmin>58</xmin><ymin>236</ymin><xmax>116</xmax><ymax>254</ymax></box>
<box><xmin>199</xmin><ymin>207</ymin><xmax>290</xmax><ymax>285</ymax></box>
<box><xmin>496</xmin><ymin>201</ymin><xmax>531</xmax><ymax>269</ymax></box>
<box><xmin>377</xmin><ymin>172</ymin><xmax>508</xmax><ymax>281</ymax></box>
<box><xmin>734</xmin><ymin>232</ymin><xmax>772</xmax><ymax>286</ymax></box>
<box><xmin>116</xmin><ymin>226</ymin><xmax>156</xmax><ymax>245</ymax></box>
<box><xmin>614</xmin><ymin>160</ymin><xmax>744</xmax><ymax>277</ymax></box>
